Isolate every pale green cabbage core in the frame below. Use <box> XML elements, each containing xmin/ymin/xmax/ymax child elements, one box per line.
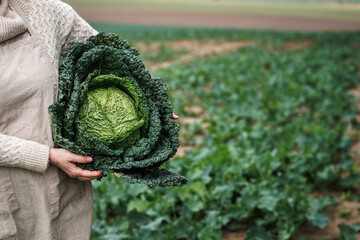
<box><xmin>76</xmin><ymin>86</ymin><xmax>144</xmax><ymax>150</ymax></box>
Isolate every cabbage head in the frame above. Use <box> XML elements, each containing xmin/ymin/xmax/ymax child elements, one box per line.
<box><xmin>48</xmin><ymin>32</ymin><xmax>187</xmax><ymax>187</ymax></box>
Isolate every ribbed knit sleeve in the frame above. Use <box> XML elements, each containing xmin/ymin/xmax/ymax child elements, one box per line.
<box><xmin>0</xmin><ymin>133</ymin><xmax>49</xmax><ymax>173</ymax></box>
<box><xmin>60</xmin><ymin>2</ymin><xmax>98</xmax><ymax>56</ymax></box>
<box><xmin>0</xmin><ymin>0</ymin><xmax>27</xmax><ymax>43</ymax></box>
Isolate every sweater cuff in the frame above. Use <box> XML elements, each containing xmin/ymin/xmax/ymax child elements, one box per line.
<box><xmin>20</xmin><ymin>141</ymin><xmax>50</xmax><ymax>173</ymax></box>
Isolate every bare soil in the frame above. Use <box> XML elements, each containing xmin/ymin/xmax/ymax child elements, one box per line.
<box><xmin>80</xmin><ymin>11</ymin><xmax>360</xmax><ymax>32</ymax></box>
<box><xmin>175</xmin><ymin>106</ymin><xmax>210</xmax><ymax>158</ymax></box>
<box><xmin>222</xmin><ymin>230</ymin><xmax>247</xmax><ymax>240</ymax></box>
<box><xmin>282</xmin><ymin>40</ymin><xmax>312</xmax><ymax>50</ymax></box>
<box><xmin>296</xmin><ymin>202</ymin><xmax>360</xmax><ymax>239</ymax></box>
<box><xmin>134</xmin><ymin>39</ymin><xmax>254</xmax><ymax>71</ymax></box>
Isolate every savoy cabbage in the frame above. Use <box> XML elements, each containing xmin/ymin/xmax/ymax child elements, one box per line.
<box><xmin>48</xmin><ymin>32</ymin><xmax>187</xmax><ymax>187</ymax></box>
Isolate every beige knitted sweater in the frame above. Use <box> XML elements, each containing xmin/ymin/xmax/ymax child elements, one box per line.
<box><xmin>0</xmin><ymin>0</ymin><xmax>98</xmax><ymax>173</ymax></box>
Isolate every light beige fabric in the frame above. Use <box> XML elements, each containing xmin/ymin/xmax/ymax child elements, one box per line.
<box><xmin>0</xmin><ymin>31</ymin><xmax>51</xmax><ymax>173</ymax></box>
<box><xmin>0</xmin><ymin>0</ymin><xmax>27</xmax><ymax>43</ymax></box>
<box><xmin>0</xmin><ymin>0</ymin><xmax>98</xmax><ymax>172</ymax></box>
<box><xmin>0</xmin><ymin>0</ymin><xmax>98</xmax><ymax>239</ymax></box>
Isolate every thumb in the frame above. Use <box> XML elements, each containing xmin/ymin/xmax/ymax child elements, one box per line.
<box><xmin>69</xmin><ymin>153</ymin><xmax>92</xmax><ymax>164</ymax></box>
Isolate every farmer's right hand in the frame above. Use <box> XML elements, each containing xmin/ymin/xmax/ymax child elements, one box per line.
<box><xmin>49</xmin><ymin>148</ymin><xmax>102</xmax><ymax>181</ymax></box>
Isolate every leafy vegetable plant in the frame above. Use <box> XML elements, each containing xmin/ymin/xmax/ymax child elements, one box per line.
<box><xmin>48</xmin><ymin>32</ymin><xmax>187</xmax><ymax>187</ymax></box>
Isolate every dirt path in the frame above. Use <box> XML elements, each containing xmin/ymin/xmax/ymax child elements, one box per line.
<box><xmin>81</xmin><ymin>11</ymin><xmax>360</xmax><ymax>32</ymax></box>
<box><xmin>134</xmin><ymin>39</ymin><xmax>254</xmax><ymax>71</ymax></box>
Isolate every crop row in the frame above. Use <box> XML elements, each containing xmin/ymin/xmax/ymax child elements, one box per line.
<box><xmin>90</xmin><ymin>27</ymin><xmax>360</xmax><ymax>239</ymax></box>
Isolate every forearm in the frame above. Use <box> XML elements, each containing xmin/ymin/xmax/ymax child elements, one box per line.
<box><xmin>0</xmin><ymin>133</ymin><xmax>49</xmax><ymax>173</ymax></box>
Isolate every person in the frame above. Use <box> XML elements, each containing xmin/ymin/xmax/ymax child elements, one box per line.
<box><xmin>0</xmin><ymin>0</ymin><xmax>104</xmax><ymax>239</ymax></box>
<box><xmin>1</xmin><ymin>0</ymin><xmax>180</xmax><ymax>238</ymax></box>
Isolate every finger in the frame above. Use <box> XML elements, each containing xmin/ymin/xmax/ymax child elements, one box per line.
<box><xmin>78</xmin><ymin>176</ymin><xmax>101</xmax><ymax>181</ymax></box>
<box><xmin>71</xmin><ymin>167</ymin><xmax>102</xmax><ymax>178</ymax></box>
<box><xmin>172</xmin><ymin>113</ymin><xmax>179</xmax><ymax>120</ymax></box>
<box><xmin>69</xmin><ymin>171</ymin><xmax>102</xmax><ymax>181</ymax></box>
<box><xmin>69</xmin><ymin>154</ymin><xmax>92</xmax><ymax>164</ymax></box>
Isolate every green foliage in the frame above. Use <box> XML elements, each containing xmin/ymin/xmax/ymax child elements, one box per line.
<box><xmin>90</xmin><ymin>27</ymin><xmax>360</xmax><ymax>239</ymax></box>
<box><xmin>49</xmin><ymin>32</ymin><xmax>187</xmax><ymax>187</ymax></box>
<box><xmin>338</xmin><ymin>223</ymin><xmax>358</xmax><ymax>240</ymax></box>
<box><xmin>340</xmin><ymin>208</ymin><xmax>351</xmax><ymax>219</ymax></box>
<box><xmin>91</xmin><ymin>23</ymin><xmax>360</xmax><ymax>45</ymax></box>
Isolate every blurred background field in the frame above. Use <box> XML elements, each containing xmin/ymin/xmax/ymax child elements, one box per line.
<box><xmin>66</xmin><ymin>0</ymin><xmax>360</xmax><ymax>21</ymax></box>
<box><xmin>65</xmin><ymin>0</ymin><xmax>360</xmax><ymax>31</ymax></box>
<box><xmin>63</xmin><ymin>0</ymin><xmax>360</xmax><ymax>239</ymax></box>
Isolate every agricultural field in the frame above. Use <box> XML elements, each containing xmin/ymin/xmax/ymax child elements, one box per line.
<box><xmin>64</xmin><ymin>0</ymin><xmax>360</xmax><ymax>31</ymax></box>
<box><xmin>89</xmin><ymin>24</ymin><xmax>360</xmax><ymax>239</ymax></box>
<box><xmin>65</xmin><ymin>0</ymin><xmax>360</xmax><ymax>21</ymax></box>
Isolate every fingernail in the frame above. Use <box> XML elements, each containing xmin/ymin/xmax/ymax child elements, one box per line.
<box><xmin>173</xmin><ymin>113</ymin><xmax>179</xmax><ymax>119</ymax></box>
<box><xmin>87</xmin><ymin>157</ymin><xmax>92</xmax><ymax>162</ymax></box>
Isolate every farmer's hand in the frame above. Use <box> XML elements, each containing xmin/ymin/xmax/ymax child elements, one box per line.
<box><xmin>170</xmin><ymin>113</ymin><xmax>179</xmax><ymax>120</ymax></box>
<box><xmin>49</xmin><ymin>148</ymin><xmax>102</xmax><ymax>181</ymax></box>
